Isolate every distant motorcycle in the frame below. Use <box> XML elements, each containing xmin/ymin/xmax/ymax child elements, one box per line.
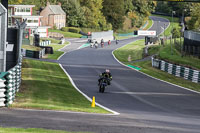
<box><xmin>116</xmin><ymin>39</ymin><xmax>119</xmax><ymax>44</ymax></box>
<box><xmin>94</xmin><ymin>41</ymin><xmax>98</xmax><ymax>48</ymax></box>
<box><xmin>99</xmin><ymin>78</ymin><xmax>108</xmax><ymax>93</ymax></box>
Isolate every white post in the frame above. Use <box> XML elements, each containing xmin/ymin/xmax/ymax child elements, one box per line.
<box><xmin>0</xmin><ymin>4</ymin><xmax>7</xmax><ymax>72</ymax></box>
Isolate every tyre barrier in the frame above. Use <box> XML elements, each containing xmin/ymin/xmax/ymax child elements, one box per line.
<box><xmin>151</xmin><ymin>57</ymin><xmax>200</xmax><ymax>83</ymax></box>
<box><xmin>0</xmin><ymin>56</ymin><xmax>22</xmax><ymax>107</ymax></box>
<box><xmin>22</xmin><ymin>48</ymin><xmax>45</xmax><ymax>59</ymax></box>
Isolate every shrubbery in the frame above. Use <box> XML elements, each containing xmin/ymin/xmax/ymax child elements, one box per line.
<box><xmin>61</xmin><ymin>27</ymin><xmax>69</xmax><ymax>32</ymax></box>
<box><xmin>61</xmin><ymin>27</ymin><xmax>81</xmax><ymax>33</ymax></box>
<box><xmin>68</xmin><ymin>27</ymin><xmax>81</xmax><ymax>33</ymax></box>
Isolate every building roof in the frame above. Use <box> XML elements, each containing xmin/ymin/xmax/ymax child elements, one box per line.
<box><xmin>49</xmin><ymin>5</ymin><xmax>66</xmax><ymax>15</ymax></box>
<box><xmin>9</xmin><ymin>5</ymin><xmax>35</xmax><ymax>8</ymax></box>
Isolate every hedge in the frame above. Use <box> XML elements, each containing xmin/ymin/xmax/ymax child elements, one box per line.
<box><xmin>61</xmin><ymin>27</ymin><xmax>81</xmax><ymax>34</ymax></box>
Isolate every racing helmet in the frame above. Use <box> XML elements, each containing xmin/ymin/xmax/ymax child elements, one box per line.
<box><xmin>106</xmin><ymin>69</ymin><xmax>110</xmax><ymax>73</ymax></box>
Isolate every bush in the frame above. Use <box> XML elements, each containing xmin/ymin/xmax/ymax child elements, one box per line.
<box><xmin>61</xmin><ymin>27</ymin><xmax>81</xmax><ymax>33</ymax></box>
<box><xmin>53</xmin><ymin>25</ymin><xmax>57</xmax><ymax>30</ymax></box>
<box><xmin>61</xmin><ymin>27</ymin><xmax>69</xmax><ymax>32</ymax></box>
<box><xmin>68</xmin><ymin>27</ymin><xmax>81</xmax><ymax>33</ymax></box>
<box><xmin>81</xmin><ymin>28</ymin><xmax>101</xmax><ymax>33</ymax></box>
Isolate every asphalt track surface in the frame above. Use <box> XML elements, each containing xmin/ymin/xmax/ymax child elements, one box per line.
<box><xmin>1</xmin><ymin>16</ymin><xmax>200</xmax><ymax>133</ymax></box>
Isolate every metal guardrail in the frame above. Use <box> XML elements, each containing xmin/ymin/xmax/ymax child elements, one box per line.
<box><xmin>0</xmin><ymin>56</ymin><xmax>22</xmax><ymax>107</ymax></box>
<box><xmin>152</xmin><ymin>57</ymin><xmax>200</xmax><ymax>83</ymax></box>
<box><xmin>184</xmin><ymin>31</ymin><xmax>200</xmax><ymax>42</ymax></box>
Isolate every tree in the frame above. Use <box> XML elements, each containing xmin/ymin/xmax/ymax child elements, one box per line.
<box><xmin>102</xmin><ymin>0</ymin><xmax>125</xmax><ymax>30</ymax></box>
<box><xmin>80</xmin><ymin>0</ymin><xmax>111</xmax><ymax>30</ymax></box>
<box><xmin>8</xmin><ymin>0</ymin><xmax>23</xmax><ymax>4</ymax></box>
<box><xmin>127</xmin><ymin>0</ymin><xmax>156</xmax><ymax>28</ymax></box>
<box><xmin>187</xmin><ymin>3</ymin><xmax>200</xmax><ymax>31</ymax></box>
<box><xmin>172</xmin><ymin>27</ymin><xmax>181</xmax><ymax>38</ymax></box>
<box><xmin>124</xmin><ymin>0</ymin><xmax>134</xmax><ymax>14</ymax></box>
<box><xmin>59</xmin><ymin>0</ymin><xmax>86</xmax><ymax>27</ymax></box>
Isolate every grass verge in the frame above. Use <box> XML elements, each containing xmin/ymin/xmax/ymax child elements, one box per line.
<box><xmin>113</xmin><ymin>40</ymin><xmax>200</xmax><ymax>92</ymax></box>
<box><xmin>12</xmin><ymin>59</ymin><xmax>109</xmax><ymax>114</ymax></box>
<box><xmin>0</xmin><ymin>127</ymin><xmax>90</xmax><ymax>133</ymax></box>
<box><xmin>143</xmin><ymin>18</ymin><xmax>153</xmax><ymax>30</ymax></box>
<box><xmin>49</xmin><ymin>29</ymin><xmax>82</xmax><ymax>38</ymax></box>
<box><xmin>133</xmin><ymin>61</ymin><xmax>200</xmax><ymax>92</ymax></box>
<box><xmin>22</xmin><ymin>45</ymin><xmax>42</xmax><ymax>51</ymax></box>
<box><xmin>41</xmin><ymin>37</ymin><xmax>60</xmax><ymax>44</ymax></box>
<box><xmin>113</xmin><ymin>40</ymin><xmax>145</xmax><ymax>62</ymax></box>
<box><xmin>45</xmin><ymin>42</ymin><xmax>69</xmax><ymax>60</ymax></box>
<box><xmin>157</xmin><ymin>40</ymin><xmax>200</xmax><ymax>70</ymax></box>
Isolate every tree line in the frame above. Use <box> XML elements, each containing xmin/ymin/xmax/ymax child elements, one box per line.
<box><xmin>156</xmin><ymin>1</ymin><xmax>200</xmax><ymax>31</ymax></box>
<box><xmin>8</xmin><ymin>0</ymin><xmax>200</xmax><ymax>31</ymax></box>
<box><xmin>9</xmin><ymin>0</ymin><xmax>156</xmax><ymax>31</ymax></box>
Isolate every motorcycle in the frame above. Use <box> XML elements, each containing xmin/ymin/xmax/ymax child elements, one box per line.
<box><xmin>94</xmin><ymin>43</ymin><xmax>98</xmax><ymax>48</ymax></box>
<box><xmin>116</xmin><ymin>39</ymin><xmax>119</xmax><ymax>44</ymax></box>
<box><xmin>99</xmin><ymin>78</ymin><xmax>108</xmax><ymax>93</ymax></box>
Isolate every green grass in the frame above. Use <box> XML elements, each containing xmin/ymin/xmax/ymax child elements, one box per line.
<box><xmin>12</xmin><ymin>59</ymin><xmax>109</xmax><ymax>114</ymax></box>
<box><xmin>41</xmin><ymin>37</ymin><xmax>60</xmax><ymax>44</ymax></box>
<box><xmin>152</xmin><ymin>14</ymin><xmax>181</xmax><ymax>36</ymax></box>
<box><xmin>143</xmin><ymin>18</ymin><xmax>153</xmax><ymax>30</ymax></box>
<box><xmin>157</xmin><ymin>40</ymin><xmax>200</xmax><ymax>70</ymax></box>
<box><xmin>45</xmin><ymin>42</ymin><xmax>69</xmax><ymax>60</ymax></box>
<box><xmin>49</xmin><ymin>29</ymin><xmax>82</xmax><ymax>38</ymax></box>
<box><xmin>22</xmin><ymin>45</ymin><xmax>42</xmax><ymax>51</ymax></box>
<box><xmin>133</xmin><ymin>61</ymin><xmax>200</xmax><ymax>92</ymax></box>
<box><xmin>0</xmin><ymin>127</ymin><xmax>90</xmax><ymax>133</ymax></box>
<box><xmin>113</xmin><ymin>39</ymin><xmax>200</xmax><ymax>92</ymax></box>
<box><xmin>115</xmin><ymin>35</ymin><xmax>137</xmax><ymax>40</ymax></box>
<box><xmin>113</xmin><ymin>40</ymin><xmax>145</xmax><ymax>62</ymax></box>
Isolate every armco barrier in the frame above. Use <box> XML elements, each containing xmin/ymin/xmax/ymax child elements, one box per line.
<box><xmin>0</xmin><ymin>56</ymin><xmax>22</xmax><ymax>107</ymax></box>
<box><xmin>151</xmin><ymin>57</ymin><xmax>200</xmax><ymax>83</ymax></box>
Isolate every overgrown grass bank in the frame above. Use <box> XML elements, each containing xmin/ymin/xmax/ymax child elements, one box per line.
<box><xmin>12</xmin><ymin>59</ymin><xmax>109</xmax><ymax>113</ymax></box>
<box><xmin>0</xmin><ymin>127</ymin><xmax>90</xmax><ymax>133</ymax></box>
<box><xmin>113</xmin><ymin>40</ymin><xmax>200</xmax><ymax>92</ymax></box>
<box><xmin>157</xmin><ymin>41</ymin><xmax>200</xmax><ymax>70</ymax></box>
<box><xmin>49</xmin><ymin>29</ymin><xmax>82</xmax><ymax>38</ymax></box>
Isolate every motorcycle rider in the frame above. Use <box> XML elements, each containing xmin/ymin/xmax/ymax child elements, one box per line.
<box><xmin>116</xmin><ymin>39</ymin><xmax>119</xmax><ymax>44</ymax></box>
<box><xmin>101</xmin><ymin>39</ymin><xmax>104</xmax><ymax>47</ymax></box>
<box><xmin>98</xmin><ymin>69</ymin><xmax>112</xmax><ymax>86</ymax></box>
<box><xmin>94</xmin><ymin>41</ymin><xmax>98</xmax><ymax>48</ymax></box>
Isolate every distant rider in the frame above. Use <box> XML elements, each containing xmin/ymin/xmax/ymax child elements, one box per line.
<box><xmin>116</xmin><ymin>39</ymin><xmax>119</xmax><ymax>44</ymax></box>
<box><xmin>98</xmin><ymin>69</ymin><xmax>112</xmax><ymax>85</ymax></box>
<box><xmin>101</xmin><ymin>39</ymin><xmax>104</xmax><ymax>47</ymax></box>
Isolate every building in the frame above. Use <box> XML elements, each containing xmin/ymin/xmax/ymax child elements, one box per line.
<box><xmin>40</xmin><ymin>2</ymin><xmax>66</xmax><ymax>29</ymax></box>
<box><xmin>8</xmin><ymin>5</ymin><xmax>50</xmax><ymax>38</ymax></box>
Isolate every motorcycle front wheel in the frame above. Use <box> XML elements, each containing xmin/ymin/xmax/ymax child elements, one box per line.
<box><xmin>99</xmin><ymin>84</ymin><xmax>105</xmax><ymax>93</ymax></box>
